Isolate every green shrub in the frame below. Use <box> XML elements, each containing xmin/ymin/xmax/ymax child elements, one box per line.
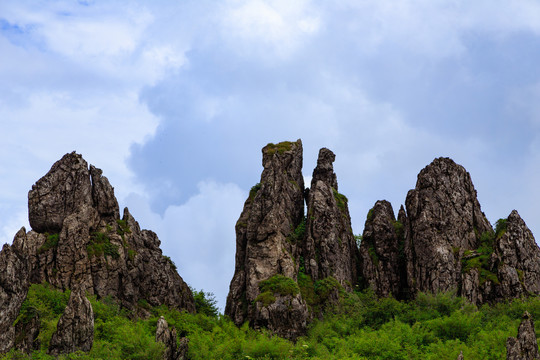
<box><xmin>249</xmin><ymin>183</ymin><xmax>261</xmax><ymax>200</ymax></box>
<box><xmin>87</xmin><ymin>232</ymin><xmax>119</xmax><ymax>259</ymax></box>
<box><xmin>495</xmin><ymin>218</ymin><xmax>508</xmax><ymax>239</ymax></box>
<box><xmin>263</xmin><ymin>141</ymin><xmax>294</xmax><ymax>155</ymax></box>
<box><xmin>332</xmin><ymin>188</ymin><xmax>348</xmax><ymax>213</ymax></box>
<box><xmin>192</xmin><ymin>288</ymin><xmax>219</xmax><ymax>317</ymax></box>
<box><xmin>162</xmin><ymin>255</ymin><xmax>177</xmax><ymax>271</ymax></box>
<box><xmin>37</xmin><ymin>233</ymin><xmax>59</xmax><ymax>254</ymax></box>
<box><xmin>258</xmin><ymin>274</ymin><xmax>299</xmax><ymax>297</ymax></box>
<box><xmin>116</xmin><ymin>219</ymin><xmax>131</xmax><ymax>236</ymax></box>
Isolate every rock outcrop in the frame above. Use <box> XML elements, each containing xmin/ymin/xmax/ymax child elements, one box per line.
<box><xmin>506</xmin><ymin>311</ymin><xmax>540</xmax><ymax>360</ymax></box>
<box><xmin>359</xmin><ymin>200</ymin><xmax>403</xmax><ymax>298</ymax></box>
<box><xmin>492</xmin><ymin>211</ymin><xmax>540</xmax><ymax>301</ymax></box>
<box><xmin>49</xmin><ymin>288</ymin><xmax>94</xmax><ymax>356</ymax></box>
<box><xmin>225</xmin><ymin>140</ymin><xmax>309</xmax><ymax>339</ymax></box>
<box><xmin>156</xmin><ymin>316</ymin><xmax>189</xmax><ymax>360</ymax></box>
<box><xmin>404</xmin><ymin>157</ymin><xmax>492</xmax><ymax>295</ymax></box>
<box><xmin>303</xmin><ymin>148</ymin><xmax>360</xmax><ymax>290</ymax></box>
<box><xmin>0</xmin><ymin>242</ymin><xmax>29</xmax><ymax>353</ymax></box>
<box><xmin>14</xmin><ymin>152</ymin><xmax>195</xmax><ymax>313</ymax></box>
<box><xmin>457</xmin><ymin>351</ymin><xmax>464</xmax><ymax>360</ymax></box>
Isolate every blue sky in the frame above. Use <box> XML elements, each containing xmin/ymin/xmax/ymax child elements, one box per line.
<box><xmin>2</xmin><ymin>0</ymin><xmax>540</xmax><ymax>310</ymax></box>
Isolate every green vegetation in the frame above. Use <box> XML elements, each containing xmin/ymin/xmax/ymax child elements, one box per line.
<box><xmin>263</xmin><ymin>141</ymin><xmax>294</xmax><ymax>156</ymax></box>
<box><xmin>258</xmin><ymin>274</ymin><xmax>300</xmax><ymax>297</ymax></box>
<box><xmin>495</xmin><ymin>218</ymin><xmax>508</xmax><ymax>239</ymax></box>
<box><xmin>331</xmin><ymin>188</ymin><xmax>348</xmax><ymax>214</ymax></box>
<box><xmin>367</xmin><ymin>208</ymin><xmax>374</xmax><ymax>221</ymax></box>
<box><xmin>354</xmin><ymin>234</ymin><xmax>362</xmax><ymax>249</ymax></box>
<box><xmin>163</xmin><ymin>255</ymin><xmax>177</xmax><ymax>271</ymax></box>
<box><xmin>37</xmin><ymin>233</ymin><xmax>60</xmax><ymax>254</ymax></box>
<box><xmin>87</xmin><ymin>232</ymin><xmax>120</xmax><ymax>259</ymax></box>
<box><xmin>249</xmin><ymin>183</ymin><xmax>262</xmax><ymax>201</ymax></box>
<box><xmin>115</xmin><ymin>219</ymin><xmax>131</xmax><ymax>236</ymax></box>
<box><xmin>288</xmin><ymin>217</ymin><xmax>306</xmax><ymax>244</ymax></box>
<box><xmin>192</xmin><ymin>289</ymin><xmax>219</xmax><ymax>318</ymax></box>
<box><xmin>5</xmin><ymin>283</ymin><xmax>540</xmax><ymax>360</ymax></box>
<box><xmin>462</xmin><ymin>230</ymin><xmax>499</xmax><ymax>285</ymax></box>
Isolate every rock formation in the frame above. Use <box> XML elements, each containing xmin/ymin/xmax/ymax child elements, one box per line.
<box><xmin>0</xmin><ymin>242</ymin><xmax>29</xmax><ymax>353</ymax></box>
<box><xmin>49</xmin><ymin>288</ymin><xmax>94</xmax><ymax>355</ymax></box>
<box><xmin>456</xmin><ymin>351</ymin><xmax>464</xmax><ymax>360</ymax></box>
<box><xmin>404</xmin><ymin>157</ymin><xmax>492</xmax><ymax>295</ymax></box>
<box><xmin>156</xmin><ymin>316</ymin><xmax>189</xmax><ymax>360</ymax></box>
<box><xmin>225</xmin><ymin>140</ymin><xmax>309</xmax><ymax>339</ymax></box>
<box><xmin>359</xmin><ymin>200</ymin><xmax>403</xmax><ymax>298</ymax></box>
<box><xmin>0</xmin><ymin>151</ymin><xmax>196</xmax><ymax>354</ymax></box>
<box><xmin>506</xmin><ymin>311</ymin><xmax>540</xmax><ymax>360</ymax></box>
<box><xmin>303</xmin><ymin>148</ymin><xmax>360</xmax><ymax>290</ymax></box>
<box><xmin>14</xmin><ymin>312</ymin><xmax>41</xmax><ymax>353</ymax></box>
<box><xmin>17</xmin><ymin>152</ymin><xmax>195</xmax><ymax>313</ymax></box>
<box><xmin>492</xmin><ymin>211</ymin><xmax>540</xmax><ymax>301</ymax></box>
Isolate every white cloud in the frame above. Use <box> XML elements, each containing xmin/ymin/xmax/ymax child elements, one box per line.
<box><xmin>125</xmin><ymin>180</ymin><xmax>246</xmax><ymax>311</ymax></box>
<box><xmin>221</xmin><ymin>0</ymin><xmax>320</xmax><ymax>59</ymax></box>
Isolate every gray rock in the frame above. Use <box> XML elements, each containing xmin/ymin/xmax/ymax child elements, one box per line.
<box><xmin>404</xmin><ymin>157</ymin><xmax>492</xmax><ymax>295</ymax></box>
<box><xmin>28</xmin><ymin>152</ymin><xmax>93</xmax><ymax>233</ymax></box>
<box><xmin>21</xmin><ymin>152</ymin><xmax>195</xmax><ymax>313</ymax></box>
<box><xmin>359</xmin><ymin>200</ymin><xmax>402</xmax><ymax>298</ymax></box>
<box><xmin>304</xmin><ymin>148</ymin><xmax>360</xmax><ymax>291</ymax></box>
<box><xmin>49</xmin><ymin>288</ymin><xmax>94</xmax><ymax>355</ymax></box>
<box><xmin>156</xmin><ymin>316</ymin><xmax>188</xmax><ymax>360</ymax></box>
<box><xmin>14</xmin><ymin>312</ymin><xmax>41</xmax><ymax>353</ymax></box>
<box><xmin>0</xmin><ymin>243</ymin><xmax>29</xmax><ymax>353</ymax></box>
<box><xmin>457</xmin><ymin>350</ymin><xmax>464</xmax><ymax>360</ymax></box>
<box><xmin>225</xmin><ymin>140</ymin><xmax>309</xmax><ymax>339</ymax></box>
<box><xmin>493</xmin><ymin>211</ymin><xmax>540</xmax><ymax>301</ymax></box>
<box><xmin>506</xmin><ymin>311</ymin><xmax>540</xmax><ymax>360</ymax></box>
<box><xmin>90</xmin><ymin>165</ymin><xmax>120</xmax><ymax>219</ymax></box>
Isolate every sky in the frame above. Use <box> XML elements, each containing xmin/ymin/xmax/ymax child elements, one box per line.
<box><xmin>2</xmin><ymin>0</ymin><xmax>540</xmax><ymax>311</ymax></box>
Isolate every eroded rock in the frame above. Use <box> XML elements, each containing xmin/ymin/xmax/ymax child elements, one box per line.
<box><xmin>0</xmin><ymin>243</ymin><xmax>29</xmax><ymax>353</ymax></box>
<box><xmin>49</xmin><ymin>288</ymin><xmax>94</xmax><ymax>355</ymax></box>
<box><xmin>506</xmin><ymin>311</ymin><xmax>540</xmax><ymax>360</ymax></box>
<box><xmin>225</xmin><ymin>140</ymin><xmax>309</xmax><ymax>339</ymax></box>
<box><xmin>404</xmin><ymin>157</ymin><xmax>492</xmax><ymax>295</ymax></box>
<box><xmin>156</xmin><ymin>316</ymin><xmax>189</xmax><ymax>360</ymax></box>
<box><xmin>359</xmin><ymin>200</ymin><xmax>403</xmax><ymax>298</ymax></box>
<box><xmin>304</xmin><ymin>148</ymin><xmax>360</xmax><ymax>291</ymax></box>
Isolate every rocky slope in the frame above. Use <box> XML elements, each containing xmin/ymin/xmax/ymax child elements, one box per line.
<box><xmin>0</xmin><ymin>152</ymin><xmax>195</xmax><ymax>355</ymax></box>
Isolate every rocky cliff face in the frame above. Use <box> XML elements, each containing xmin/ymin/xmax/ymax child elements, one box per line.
<box><xmin>303</xmin><ymin>148</ymin><xmax>360</xmax><ymax>290</ymax></box>
<box><xmin>0</xmin><ymin>243</ymin><xmax>29</xmax><ymax>353</ymax></box>
<box><xmin>225</xmin><ymin>140</ymin><xmax>309</xmax><ymax>339</ymax></box>
<box><xmin>0</xmin><ymin>151</ymin><xmax>195</xmax><ymax>354</ymax></box>
<box><xmin>359</xmin><ymin>200</ymin><xmax>403</xmax><ymax>298</ymax></box>
<box><xmin>404</xmin><ymin>157</ymin><xmax>492</xmax><ymax>295</ymax></box>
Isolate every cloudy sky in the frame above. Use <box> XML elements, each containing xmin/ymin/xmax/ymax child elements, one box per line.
<box><xmin>2</xmin><ymin>0</ymin><xmax>540</xmax><ymax>310</ymax></box>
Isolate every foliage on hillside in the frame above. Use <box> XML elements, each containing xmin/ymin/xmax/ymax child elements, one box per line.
<box><xmin>3</xmin><ymin>283</ymin><xmax>540</xmax><ymax>359</ymax></box>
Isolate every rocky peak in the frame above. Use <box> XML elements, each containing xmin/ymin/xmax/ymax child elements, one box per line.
<box><xmin>225</xmin><ymin>140</ymin><xmax>309</xmax><ymax>340</ymax></box>
<box><xmin>28</xmin><ymin>152</ymin><xmax>94</xmax><ymax>233</ymax></box>
<box><xmin>49</xmin><ymin>288</ymin><xmax>94</xmax><ymax>356</ymax></box>
<box><xmin>303</xmin><ymin>148</ymin><xmax>359</xmax><ymax>290</ymax></box>
<box><xmin>8</xmin><ymin>152</ymin><xmax>195</xmax><ymax>322</ymax></box>
<box><xmin>493</xmin><ymin>210</ymin><xmax>540</xmax><ymax>300</ymax></box>
<box><xmin>359</xmin><ymin>200</ymin><xmax>403</xmax><ymax>298</ymax></box>
<box><xmin>506</xmin><ymin>311</ymin><xmax>540</xmax><ymax>360</ymax></box>
<box><xmin>156</xmin><ymin>316</ymin><xmax>189</xmax><ymax>360</ymax></box>
<box><xmin>404</xmin><ymin>157</ymin><xmax>492</xmax><ymax>294</ymax></box>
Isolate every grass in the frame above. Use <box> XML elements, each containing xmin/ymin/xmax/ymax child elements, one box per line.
<box><xmin>262</xmin><ymin>141</ymin><xmax>295</xmax><ymax>156</ymax></box>
<box><xmin>331</xmin><ymin>188</ymin><xmax>348</xmax><ymax>214</ymax></box>
<box><xmin>87</xmin><ymin>232</ymin><xmax>120</xmax><ymax>259</ymax></box>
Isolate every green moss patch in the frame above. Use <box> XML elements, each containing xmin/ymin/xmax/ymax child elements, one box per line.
<box><xmin>87</xmin><ymin>231</ymin><xmax>120</xmax><ymax>259</ymax></box>
<box><xmin>263</xmin><ymin>141</ymin><xmax>294</xmax><ymax>156</ymax></box>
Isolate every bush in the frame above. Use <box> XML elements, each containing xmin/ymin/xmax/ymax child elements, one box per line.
<box><xmin>87</xmin><ymin>232</ymin><xmax>119</xmax><ymax>259</ymax></box>
<box><xmin>192</xmin><ymin>288</ymin><xmax>219</xmax><ymax>317</ymax></box>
